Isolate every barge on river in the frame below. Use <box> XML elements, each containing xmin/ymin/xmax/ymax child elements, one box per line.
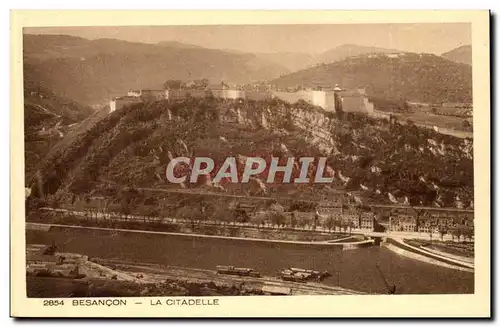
<box><xmin>280</xmin><ymin>267</ymin><xmax>331</xmax><ymax>282</ymax></box>
<box><xmin>216</xmin><ymin>265</ymin><xmax>261</xmax><ymax>277</ymax></box>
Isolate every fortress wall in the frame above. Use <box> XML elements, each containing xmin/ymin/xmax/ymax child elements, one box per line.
<box><xmin>246</xmin><ymin>91</ymin><xmax>273</xmax><ymax>101</ymax></box>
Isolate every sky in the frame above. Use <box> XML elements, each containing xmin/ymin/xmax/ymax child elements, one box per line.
<box><xmin>24</xmin><ymin>23</ymin><xmax>471</xmax><ymax>55</ymax></box>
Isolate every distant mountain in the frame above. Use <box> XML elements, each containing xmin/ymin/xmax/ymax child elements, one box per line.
<box><xmin>156</xmin><ymin>41</ymin><xmax>204</xmax><ymax>49</ymax></box>
<box><xmin>255</xmin><ymin>45</ymin><xmax>402</xmax><ymax>72</ymax></box>
<box><xmin>272</xmin><ymin>52</ymin><xmax>472</xmax><ymax>104</ymax></box>
<box><xmin>23</xmin><ymin>34</ymin><xmax>289</xmax><ymax>105</ymax></box>
<box><xmin>313</xmin><ymin>44</ymin><xmax>401</xmax><ymax>65</ymax></box>
<box><xmin>24</xmin><ymin>65</ymin><xmax>94</xmax><ymax>123</ymax></box>
<box><xmin>441</xmin><ymin>45</ymin><xmax>472</xmax><ymax>65</ymax></box>
<box><xmin>24</xmin><ymin>76</ymin><xmax>93</xmax><ymax>180</ymax></box>
<box><xmin>254</xmin><ymin>52</ymin><xmax>316</xmax><ymax>72</ymax></box>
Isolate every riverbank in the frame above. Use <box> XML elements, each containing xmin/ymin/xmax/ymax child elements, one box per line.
<box><xmin>405</xmin><ymin>239</ymin><xmax>474</xmax><ymax>263</ymax></box>
<box><xmin>27</xmin><ymin>248</ymin><xmax>364</xmax><ymax>297</ymax></box>
<box><xmin>384</xmin><ymin>238</ymin><xmax>474</xmax><ymax>273</ymax></box>
<box><xmin>420</xmin><ymin>246</ymin><xmax>474</xmax><ymax>265</ymax></box>
<box><xmin>26</xmin><ymin>222</ymin><xmax>373</xmax><ymax>248</ymax></box>
<box><xmin>28</xmin><ymin>206</ymin><xmax>376</xmax><ymax>248</ymax></box>
<box><xmin>26</xmin><ymin>226</ymin><xmax>474</xmax><ymax>294</ymax></box>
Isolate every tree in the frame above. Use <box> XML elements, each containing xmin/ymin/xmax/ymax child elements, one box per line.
<box><xmin>233</xmin><ymin>205</ymin><xmax>249</xmax><ymax>224</ymax></box>
<box><xmin>175</xmin><ymin>206</ymin><xmax>193</xmax><ymax>222</ymax></box>
<box><xmin>348</xmin><ymin>220</ymin><xmax>355</xmax><ymax>235</ymax></box>
<box><xmin>90</xmin><ymin>208</ymin><xmax>99</xmax><ymax>223</ymax></box>
<box><xmin>456</xmin><ymin>225</ymin><xmax>470</xmax><ymax>243</ymax></box>
<box><xmin>211</xmin><ymin>206</ymin><xmax>232</xmax><ymax>225</ymax></box>
<box><xmin>428</xmin><ymin>223</ymin><xmax>436</xmax><ymax>243</ymax></box>
<box><xmin>146</xmin><ymin>207</ymin><xmax>160</xmax><ymax>223</ymax></box>
<box><xmin>119</xmin><ymin>199</ymin><xmax>131</xmax><ymax>221</ymax></box>
<box><xmin>324</xmin><ymin>216</ymin><xmax>335</xmax><ymax>232</ymax></box>
<box><xmin>50</xmin><ymin>197</ymin><xmax>60</xmax><ymax>209</ymax></box>
<box><xmin>290</xmin><ymin>211</ymin><xmax>298</xmax><ymax>229</ymax></box>
<box><xmin>333</xmin><ymin>218</ymin><xmax>342</xmax><ymax>232</ymax></box>
<box><xmin>451</xmin><ymin>228</ymin><xmax>462</xmax><ymax>242</ymax></box>
<box><xmin>270</xmin><ymin>211</ymin><xmax>286</xmax><ymax>229</ymax></box>
<box><xmin>438</xmin><ymin>226</ymin><xmax>448</xmax><ymax>241</ymax></box>
<box><xmin>269</xmin><ymin>204</ymin><xmax>286</xmax><ymax>229</ymax></box>
<box><xmin>341</xmin><ymin>220</ymin><xmax>348</xmax><ymax>233</ymax></box>
<box><xmin>96</xmin><ymin>198</ymin><xmax>111</xmax><ymax>220</ymax></box>
<box><xmin>252</xmin><ymin>214</ymin><xmax>265</xmax><ymax>229</ymax></box>
<box><xmin>296</xmin><ymin>215</ymin><xmax>307</xmax><ymax>230</ymax></box>
<box><xmin>312</xmin><ymin>211</ymin><xmax>320</xmax><ymax>230</ymax></box>
<box><xmin>462</xmin><ymin>228</ymin><xmax>473</xmax><ymax>242</ymax></box>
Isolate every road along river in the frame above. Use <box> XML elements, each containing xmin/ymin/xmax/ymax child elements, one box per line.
<box><xmin>26</xmin><ymin>226</ymin><xmax>473</xmax><ymax>294</ymax></box>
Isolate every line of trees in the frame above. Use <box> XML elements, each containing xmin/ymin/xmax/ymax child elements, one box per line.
<box><xmin>56</xmin><ymin>192</ymin><xmax>364</xmax><ymax>235</ymax></box>
<box><xmin>436</xmin><ymin>224</ymin><xmax>474</xmax><ymax>242</ymax></box>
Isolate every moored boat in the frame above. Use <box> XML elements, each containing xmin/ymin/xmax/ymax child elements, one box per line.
<box><xmin>279</xmin><ymin>267</ymin><xmax>331</xmax><ymax>282</ymax></box>
<box><xmin>216</xmin><ymin>265</ymin><xmax>261</xmax><ymax>277</ymax></box>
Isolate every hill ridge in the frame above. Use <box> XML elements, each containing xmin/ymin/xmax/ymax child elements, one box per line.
<box><xmin>441</xmin><ymin>45</ymin><xmax>472</xmax><ymax>65</ymax></box>
<box><xmin>23</xmin><ymin>34</ymin><xmax>290</xmax><ymax>105</ymax></box>
<box><xmin>272</xmin><ymin>52</ymin><xmax>472</xmax><ymax>104</ymax></box>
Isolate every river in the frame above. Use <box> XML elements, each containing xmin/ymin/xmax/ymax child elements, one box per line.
<box><xmin>26</xmin><ymin>227</ymin><xmax>474</xmax><ymax>294</ymax></box>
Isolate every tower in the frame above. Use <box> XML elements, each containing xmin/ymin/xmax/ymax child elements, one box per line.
<box><xmin>333</xmin><ymin>84</ymin><xmax>343</xmax><ymax>113</ymax></box>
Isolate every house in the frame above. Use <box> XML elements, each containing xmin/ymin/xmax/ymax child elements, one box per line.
<box><xmin>271</xmin><ymin>90</ymin><xmax>335</xmax><ymax>111</ymax></box>
<box><xmin>127</xmin><ymin>89</ymin><xmax>142</xmax><ymax>97</ymax></box>
<box><xmin>109</xmin><ymin>96</ymin><xmax>143</xmax><ymax>113</ymax></box>
<box><xmin>140</xmin><ymin>89</ymin><xmax>168</xmax><ymax>101</ymax></box>
<box><xmin>221</xmin><ymin>89</ymin><xmax>246</xmax><ymax>100</ymax></box>
<box><xmin>317</xmin><ymin>203</ymin><xmax>343</xmax><ymax>215</ymax></box>
<box><xmin>126</xmin><ymin>89</ymin><xmax>168</xmax><ymax>101</ymax></box>
<box><xmin>417</xmin><ymin>215</ymin><xmax>438</xmax><ymax>233</ymax></box>
<box><xmin>342</xmin><ymin>213</ymin><xmax>360</xmax><ymax>229</ymax></box>
<box><xmin>337</xmin><ymin>89</ymin><xmax>374</xmax><ymax>114</ymax></box>
<box><xmin>311</xmin><ymin>90</ymin><xmax>328</xmax><ymax>109</ymax></box>
<box><xmin>389</xmin><ymin>214</ymin><xmax>417</xmax><ymax>232</ymax></box>
<box><xmin>360</xmin><ymin>212</ymin><xmax>375</xmax><ymax>230</ymax></box>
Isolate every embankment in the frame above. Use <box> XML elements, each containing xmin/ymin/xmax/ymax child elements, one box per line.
<box><xmin>384</xmin><ymin>238</ymin><xmax>474</xmax><ymax>272</ymax></box>
<box><xmin>27</xmin><ymin>222</ymin><xmax>372</xmax><ymax>250</ymax></box>
<box><xmin>26</xmin><ymin>224</ymin><xmax>475</xmax><ymax>294</ymax></box>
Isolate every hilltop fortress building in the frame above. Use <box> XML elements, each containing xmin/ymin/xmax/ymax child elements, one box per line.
<box><xmin>110</xmin><ymin>89</ymin><xmax>168</xmax><ymax>112</ymax></box>
<box><xmin>109</xmin><ymin>82</ymin><xmax>374</xmax><ymax>114</ymax></box>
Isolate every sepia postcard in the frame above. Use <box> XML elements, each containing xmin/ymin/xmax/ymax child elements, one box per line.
<box><xmin>10</xmin><ymin>10</ymin><xmax>490</xmax><ymax>318</ymax></box>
